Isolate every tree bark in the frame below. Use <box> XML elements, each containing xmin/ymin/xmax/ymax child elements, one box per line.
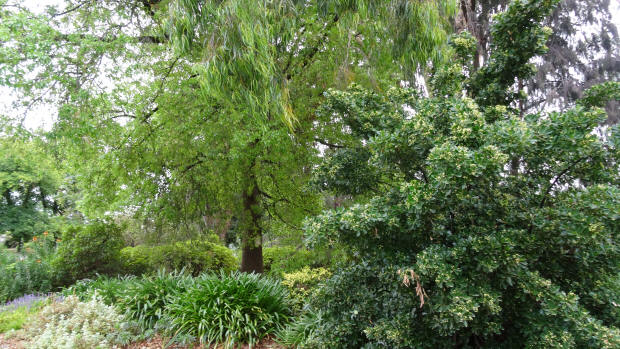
<box><xmin>239</xmin><ymin>171</ymin><xmax>264</xmax><ymax>273</ymax></box>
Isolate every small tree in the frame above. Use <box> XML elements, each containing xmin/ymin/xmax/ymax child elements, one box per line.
<box><xmin>303</xmin><ymin>0</ymin><xmax>620</xmax><ymax>347</ymax></box>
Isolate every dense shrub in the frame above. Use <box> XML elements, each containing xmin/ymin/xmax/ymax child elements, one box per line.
<box><xmin>303</xmin><ymin>7</ymin><xmax>620</xmax><ymax>344</ymax></box>
<box><xmin>27</xmin><ymin>295</ymin><xmax>139</xmax><ymax>348</ymax></box>
<box><xmin>0</xmin><ymin>235</ymin><xmax>56</xmax><ymax>303</ymax></box>
<box><xmin>281</xmin><ymin>267</ymin><xmax>331</xmax><ymax>313</ymax></box>
<box><xmin>164</xmin><ymin>272</ymin><xmax>290</xmax><ymax>347</ymax></box>
<box><xmin>120</xmin><ymin>240</ymin><xmax>237</xmax><ymax>276</ymax></box>
<box><xmin>263</xmin><ymin>246</ymin><xmax>342</xmax><ymax>276</ymax></box>
<box><xmin>52</xmin><ymin>222</ymin><xmax>124</xmax><ymax>285</ymax></box>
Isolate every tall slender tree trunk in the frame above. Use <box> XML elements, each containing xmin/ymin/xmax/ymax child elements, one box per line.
<box><xmin>239</xmin><ymin>170</ymin><xmax>264</xmax><ymax>273</ymax></box>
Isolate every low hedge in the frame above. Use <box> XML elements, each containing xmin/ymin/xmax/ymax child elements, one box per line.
<box><xmin>263</xmin><ymin>246</ymin><xmax>345</xmax><ymax>277</ymax></box>
<box><xmin>52</xmin><ymin>222</ymin><xmax>124</xmax><ymax>286</ymax></box>
<box><xmin>120</xmin><ymin>240</ymin><xmax>238</xmax><ymax>276</ymax></box>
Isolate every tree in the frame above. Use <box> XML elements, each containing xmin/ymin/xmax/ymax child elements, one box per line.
<box><xmin>457</xmin><ymin>0</ymin><xmax>619</xmax><ymax>122</ymax></box>
<box><xmin>0</xmin><ymin>0</ymin><xmax>459</xmax><ymax>272</ymax></box>
<box><xmin>0</xmin><ymin>121</ymin><xmax>63</xmax><ymax>247</ymax></box>
<box><xmin>302</xmin><ymin>0</ymin><xmax>620</xmax><ymax>347</ymax></box>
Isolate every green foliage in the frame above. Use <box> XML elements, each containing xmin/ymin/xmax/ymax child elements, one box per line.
<box><xmin>469</xmin><ymin>0</ymin><xmax>559</xmax><ymax>107</ymax></box>
<box><xmin>276</xmin><ymin>309</ymin><xmax>324</xmax><ymax>349</ymax></box>
<box><xmin>60</xmin><ymin>271</ymin><xmax>291</xmax><ymax>347</ymax></box>
<box><xmin>281</xmin><ymin>267</ymin><xmax>331</xmax><ymax>314</ymax></box>
<box><xmin>121</xmin><ymin>271</ymin><xmax>191</xmax><ymax>329</ymax></box>
<box><xmin>302</xmin><ymin>2</ymin><xmax>620</xmax><ymax>342</ymax></box>
<box><xmin>52</xmin><ymin>222</ymin><xmax>124</xmax><ymax>285</ymax></box>
<box><xmin>0</xmin><ymin>123</ymin><xmax>63</xmax><ymax>247</ymax></box>
<box><xmin>0</xmin><ymin>301</ymin><xmax>43</xmax><ymax>333</ymax></box>
<box><xmin>305</xmin><ymin>82</ymin><xmax>620</xmax><ymax>347</ymax></box>
<box><xmin>263</xmin><ymin>246</ymin><xmax>341</xmax><ymax>277</ymax></box>
<box><xmin>0</xmin><ymin>0</ymin><xmax>461</xmax><ymax>274</ymax></box>
<box><xmin>62</xmin><ymin>275</ymin><xmax>137</xmax><ymax>305</ymax></box>
<box><xmin>119</xmin><ymin>245</ymin><xmax>151</xmax><ymax>276</ymax></box>
<box><xmin>120</xmin><ymin>240</ymin><xmax>238</xmax><ymax>276</ymax></box>
<box><xmin>62</xmin><ymin>272</ymin><xmax>189</xmax><ymax>330</ymax></box>
<box><xmin>0</xmin><ymin>235</ymin><xmax>56</xmax><ymax>303</ymax></box>
<box><xmin>164</xmin><ymin>272</ymin><xmax>290</xmax><ymax>347</ymax></box>
<box><xmin>578</xmin><ymin>81</ymin><xmax>620</xmax><ymax>109</ymax></box>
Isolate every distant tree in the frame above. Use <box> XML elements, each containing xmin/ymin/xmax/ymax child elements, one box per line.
<box><xmin>457</xmin><ymin>0</ymin><xmax>619</xmax><ymax>122</ymax></box>
<box><xmin>0</xmin><ymin>121</ymin><xmax>62</xmax><ymax>247</ymax></box>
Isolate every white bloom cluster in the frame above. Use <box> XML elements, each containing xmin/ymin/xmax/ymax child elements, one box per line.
<box><xmin>28</xmin><ymin>295</ymin><xmax>130</xmax><ymax>349</ymax></box>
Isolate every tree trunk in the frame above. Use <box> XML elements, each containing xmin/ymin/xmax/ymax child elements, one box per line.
<box><xmin>239</xmin><ymin>174</ymin><xmax>264</xmax><ymax>273</ymax></box>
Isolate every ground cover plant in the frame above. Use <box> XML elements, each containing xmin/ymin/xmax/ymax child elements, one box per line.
<box><xmin>0</xmin><ymin>294</ymin><xmax>46</xmax><ymax>333</ymax></box>
<box><xmin>165</xmin><ymin>272</ymin><xmax>290</xmax><ymax>347</ymax></box>
<box><xmin>25</xmin><ymin>295</ymin><xmax>140</xmax><ymax>349</ymax></box>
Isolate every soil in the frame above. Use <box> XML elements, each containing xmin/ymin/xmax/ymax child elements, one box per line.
<box><xmin>0</xmin><ymin>333</ymin><xmax>26</xmax><ymax>349</ymax></box>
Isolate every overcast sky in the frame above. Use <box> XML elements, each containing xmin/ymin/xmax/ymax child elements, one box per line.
<box><xmin>1</xmin><ymin>0</ymin><xmax>619</xmax><ymax>131</ymax></box>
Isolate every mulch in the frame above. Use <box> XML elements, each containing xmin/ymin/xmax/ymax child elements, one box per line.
<box><xmin>123</xmin><ymin>336</ymin><xmax>285</xmax><ymax>349</ymax></box>
<box><xmin>0</xmin><ymin>333</ymin><xmax>26</xmax><ymax>349</ymax></box>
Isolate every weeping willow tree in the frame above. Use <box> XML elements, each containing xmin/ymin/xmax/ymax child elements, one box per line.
<box><xmin>0</xmin><ymin>0</ymin><xmax>458</xmax><ymax>272</ymax></box>
<box><xmin>163</xmin><ymin>0</ymin><xmax>459</xmax><ymax>272</ymax></box>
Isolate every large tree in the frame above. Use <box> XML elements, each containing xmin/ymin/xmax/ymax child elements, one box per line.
<box><xmin>0</xmin><ymin>0</ymin><xmax>459</xmax><ymax>272</ymax></box>
<box><xmin>457</xmin><ymin>0</ymin><xmax>619</xmax><ymax>122</ymax></box>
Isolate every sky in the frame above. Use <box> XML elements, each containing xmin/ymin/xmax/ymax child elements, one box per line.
<box><xmin>1</xmin><ymin>0</ymin><xmax>619</xmax><ymax>131</ymax></box>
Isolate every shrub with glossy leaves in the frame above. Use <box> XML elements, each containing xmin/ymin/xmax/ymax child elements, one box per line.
<box><xmin>164</xmin><ymin>271</ymin><xmax>290</xmax><ymax>348</ymax></box>
<box><xmin>304</xmin><ymin>1</ymin><xmax>620</xmax><ymax>344</ymax></box>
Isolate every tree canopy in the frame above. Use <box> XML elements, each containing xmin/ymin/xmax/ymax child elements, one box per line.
<box><xmin>0</xmin><ymin>121</ymin><xmax>63</xmax><ymax>246</ymax></box>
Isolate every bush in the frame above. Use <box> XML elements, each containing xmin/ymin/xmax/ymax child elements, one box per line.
<box><xmin>0</xmin><ymin>235</ymin><xmax>56</xmax><ymax>303</ymax></box>
<box><xmin>118</xmin><ymin>245</ymin><xmax>151</xmax><ymax>275</ymax></box>
<box><xmin>164</xmin><ymin>272</ymin><xmax>290</xmax><ymax>347</ymax></box>
<box><xmin>27</xmin><ymin>295</ymin><xmax>138</xmax><ymax>349</ymax></box>
<box><xmin>120</xmin><ymin>240</ymin><xmax>238</xmax><ymax>276</ymax></box>
<box><xmin>305</xmin><ymin>78</ymin><xmax>620</xmax><ymax>347</ymax></box>
<box><xmin>52</xmin><ymin>222</ymin><xmax>124</xmax><ymax>285</ymax></box>
<box><xmin>281</xmin><ymin>267</ymin><xmax>331</xmax><ymax>313</ymax></box>
<box><xmin>263</xmin><ymin>246</ymin><xmax>342</xmax><ymax>277</ymax></box>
